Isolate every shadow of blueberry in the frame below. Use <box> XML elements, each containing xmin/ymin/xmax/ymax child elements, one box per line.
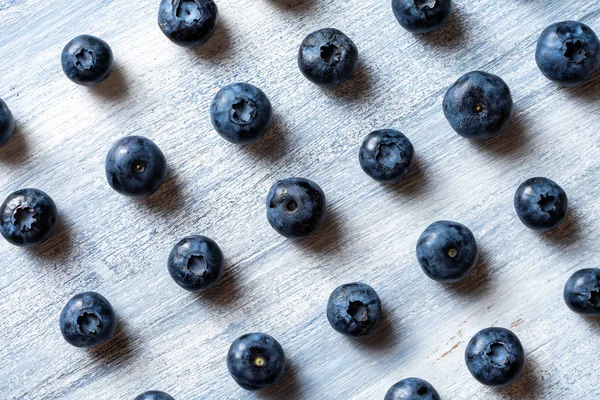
<box><xmin>0</xmin><ymin>123</ymin><xmax>30</xmax><ymax>164</ymax></box>
<box><xmin>414</xmin><ymin>9</ymin><xmax>468</xmax><ymax>49</ymax></box>
<box><xmin>267</xmin><ymin>0</ymin><xmax>318</xmax><ymax>13</ymax></box>
<box><xmin>293</xmin><ymin>204</ymin><xmax>344</xmax><ymax>253</ymax></box>
<box><xmin>245</xmin><ymin>117</ymin><xmax>289</xmax><ymax>161</ymax></box>
<box><xmin>442</xmin><ymin>249</ymin><xmax>493</xmax><ymax>301</ymax></box>
<box><xmin>543</xmin><ymin>205</ymin><xmax>582</xmax><ymax>247</ymax></box>
<box><xmin>583</xmin><ymin>315</ymin><xmax>600</xmax><ymax>329</ymax></box>
<box><xmin>134</xmin><ymin>168</ymin><xmax>185</xmax><ymax>216</ymax></box>
<box><xmin>350</xmin><ymin>305</ymin><xmax>400</xmax><ymax>353</ymax></box>
<box><xmin>493</xmin><ymin>356</ymin><xmax>542</xmax><ymax>399</ymax></box>
<box><xmin>470</xmin><ymin>107</ymin><xmax>531</xmax><ymax>157</ymax></box>
<box><xmin>261</xmin><ymin>358</ymin><xmax>303</xmax><ymax>399</ymax></box>
<box><xmin>566</xmin><ymin>70</ymin><xmax>600</xmax><ymax>101</ymax></box>
<box><xmin>29</xmin><ymin>212</ymin><xmax>74</xmax><ymax>262</ymax></box>
<box><xmin>190</xmin><ymin>19</ymin><xmax>232</xmax><ymax>60</ymax></box>
<box><xmin>88</xmin><ymin>315</ymin><xmax>135</xmax><ymax>365</ymax></box>
<box><xmin>195</xmin><ymin>262</ymin><xmax>242</xmax><ymax>307</ymax></box>
<box><xmin>321</xmin><ymin>61</ymin><xmax>373</xmax><ymax>104</ymax></box>
<box><xmin>89</xmin><ymin>64</ymin><xmax>128</xmax><ymax>100</ymax></box>
<box><xmin>383</xmin><ymin>155</ymin><xmax>430</xmax><ymax>198</ymax></box>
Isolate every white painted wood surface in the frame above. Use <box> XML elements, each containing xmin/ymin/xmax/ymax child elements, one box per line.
<box><xmin>1</xmin><ymin>0</ymin><xmax>599</xmax><ymax>399</ymax></box>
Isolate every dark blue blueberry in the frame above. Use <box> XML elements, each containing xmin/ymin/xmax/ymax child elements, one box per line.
<box><xmin>210</xmin><ymin>83</ymin><xmax>273</xmax><ymax>145</ymax></box>
<box><xmin>326</xmin><ymin>282</ymin><xmax>381</xmax><ymax>337</ymax></box>
<box><xmin>0</xmin><ymin>188</ymin><xmax>57</xmax><ymax>248</ymax></box>
<box><xmin>563</xmin><ymin>268</ymin><xmax>600</xmax><ymax>316</ymax></box>
<box><xmin>359</xmin><ymin>129</ymin><xmax>414</xmax><ymax>183</ymax></box>
<box><xmin>536</xmin><ymin>21</ymin><xmax>600</xmax><ymax>87</ymax></box>
<box><xmin>227</xmin><ymin>332</ymin><xmax>286</xmax><ymax>391</ymax></box>
<box><xmin>384</xmin><ymin>377</ymin><xmax>440</xmax><ymax>400</ymax></box>
<box><xmin>158</xmin><ymin>0</ymin><xmax>218</xmax><ymax>48</ymax></box>
<box><xmin>134</xmin><ymin>391</ymin><xmax>175</xmax><ymax>400</ymax></box>
<box><xmin>105</xmin><ymin>136</ymin><xmax>167</xmax><ymax>198</ymax></box>
<box><xmin>298</xmin><ymin>28</ymin><xmax>359</xmax><ymax>87</ymax></box>
<box><xmin>0</xmin><ymin>98</ymin><xmax>15</xmax><ymax>147</ymax></box>
<box><xmin>59</xmin><ymin>292</ymin><xmax>117</xmax><ymax>348</ymax></box>
<box><xmin>266</xmin><ymin>177</ymin><xmax>327</xmax><ymax>239</ymax></box>
<box><xmin>392</xmin><ymin>0</ymin><xmax>452</xmax><ymax>34</ymax></box>
<box><xmin>465</xmin><ymin>327</ymin><xmax>525</xmax><ymax>387</ymax></box>
<box><xmin>167</xmin><ymin>235</ymin><xmax>224</xmax><ymax>291</ymax></box>
<box><xmin>61</xmin><ymin>35</ymin><xmax>113</xmax><ymax>86</ymax></box>
<box><xmin>514</xmin><ymin>177</ymin><xmax>568</xmax><ymax>232</ymax></box>
<box><xmin>416</xmin><ymin>220</ymin><xmax>478</xmax><ymax>283</ymax></box>
<box><xmin>443</xmin><ymin>71</ymin><xmax>513</xmax><ymax>140</ymax></box>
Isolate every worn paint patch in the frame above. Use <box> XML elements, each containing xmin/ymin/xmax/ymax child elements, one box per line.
<box><xmin>510</xmin><ymin>317</ymin><xmax>524</xmax><ymax>328</ymax></box>
<box><xmin>439</xmin><ymin>342</ymin><xmax>462</xmax><ymax>359</ymax></box>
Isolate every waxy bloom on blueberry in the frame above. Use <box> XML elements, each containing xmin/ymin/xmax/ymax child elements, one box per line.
<box><xmin>0</xmin><ymin>188</ymin><xmax>57</xmax><ymax>248</ymax></box>
<box><xmin>298</xmin><ymin>28</ymin><xmax>359</xmax><ymax>86</ymax></box>
<box><xmin>61</xmin><ymin>35</ymin><xmax>113</xmax><ymax>86</ymax></box>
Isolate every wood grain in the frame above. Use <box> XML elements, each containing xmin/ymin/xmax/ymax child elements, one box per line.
<box><xmin>1</xmin><ymin>0</ymin><xmax>599</xmax><ymax>399</ymax></box>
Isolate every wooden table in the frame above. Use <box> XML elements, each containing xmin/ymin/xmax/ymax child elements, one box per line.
<box><xmin>1</xmin><ymin>0</ymin><xmax>599</xmax><ymax>398</ymax></box>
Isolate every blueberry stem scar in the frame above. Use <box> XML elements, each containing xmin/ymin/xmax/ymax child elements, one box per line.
<box><xmin>320</xmin><ymin>44</ymin><xmax>341</xmax><ymax>64</ymax></box>
<box><xmin>564</xmin><ymin>39</ymin><xmax>586</xmax><ymax>63</ymax></box>
<box><xmin>414</xmin><ymin>0</ymin><xmax>436</xmax><ymax>10</ymax></box>
<box><xmin>13</xmin><ymin>207</ymin><xmax>37</xmax><ymax>231</ymax></box>
<box><xmin>347</xmin><ymin>300</ymin><xmax>369</xmax><ymax>322</ymax></box>
<box><xmin>487</xmin><ymin>342</ymin><xmax>509</xmax><ymax>366</ymax></box>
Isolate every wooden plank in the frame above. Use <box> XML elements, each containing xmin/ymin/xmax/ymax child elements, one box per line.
<box><xmin>0</xmin><ymin>0</ymin><xmax>599</xmax><ymax>398</ymax></box>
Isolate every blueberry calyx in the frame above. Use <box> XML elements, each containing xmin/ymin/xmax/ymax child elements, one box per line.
<box><xmin>13</xmin><ymin>207</ymin><xmax>37</xmax><ymax>231</ymax></box>
<box><xmin>347</xmin><ymin>301</ymin><xmax>369</xmax><ymax>322</ymax></box>
<box><xmin>414</xmin><ymin>0</ymin><xmax>437</xmax><ymax>9</ymax></box>
<box><xmin>563</xmin><ymin>39</ymin><xmax>586</xmax><ymax>64</ymax></box>
<box><xmin>75</xmin><ymin>48</ymin><xmax>95</xmax><ymax>70</ymax></box>
<box><xmin>588</xmin><ymin>288</ymin><xmax>600</xmax><ymax>307</ymax></box>
<box><xmin>486</xmin><ymin>342</ymin><xmax>509</xmax><ymax>367</ymax></box>
<box><xmin>230</xmin><ymin>98</ymin><xmax>257</xmax><ymax>125</ymax></box>
<box><xmin>320</xmin><ymin>43</ymin><xmax>341</xmax><ymax>65</ymax></box>
<box><xmin>186</xmin><ymin>254</ymin><xmax>208</xmax><ymax>276</ymax></box>
<box><xmin>375</xmin><ymin>142</ymin><xmax>402</xmax><ymax>169</ymax></box>
<box><xmin>176</xmin><ymin>0</ymin><xmax>202</xmax><ymax>23</ymax></box>
<box><xmin>77</xmin><ymin>311</ymin><xmax>102</xmax><ymax>334</ymax></box>
<box><xmin>537</xmin><ymin>193</ymin><xmax>556</xmax><ymax>213</ymax></box>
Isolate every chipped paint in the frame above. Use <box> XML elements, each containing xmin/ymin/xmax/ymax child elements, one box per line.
<box><xmin>510</xmin><ymin>317</ymin><xmax>524</xmax><ymax>328</ymax></box>
<box><xmin>440</xmin><ymin>342</ymin><xmax>462</xmax><ymax>359</ymax></box>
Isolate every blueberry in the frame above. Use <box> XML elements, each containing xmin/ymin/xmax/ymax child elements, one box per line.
<box><xmin>563</xmin><ymin>268</ymin><xmax>600</xmax><ymax>316</ymax></box>
<box><xmin>59</xmin><ymin>292</ymin><xmax>117</xmax><ymax>348</ymax></box>
<box><xmin>298</xmin><ymin>28</ymin><xmax>359</xmax><ymax>86</ymax></box>
<box><xmin>158</xmin><ymin>0</ymin><xmax>218</xmax><ymax>48</ymax></box>
<box><xmin>105</xmin><ymin>136</ymin><xmax>168</xmax><ymax>198</ymax></box>
<box><xmin>384</xmin><ymin>377</ymin><xmax>440</xmax><ymax>400</ymax></box>
<box><xmin>392</xmin><ymin>0</ymin><xmax>452</xmax><ymax>34</ymax></box>
<box><xmin>0</xmin><ymin>98</ymin><xmax>15</xmax><ymax>147</ymax></box>
<box><xmin>326</xmin><ymin>282</ymin><xmax>381</xmax><ymax>337</ymax></box>
<box><xmin>266</xmin><ymin>177</ymin><xmax>327</xmax><ymax>239</ymax></box>
<box><xmin>536</xmin><ymin>21</ymin><xmax>600</xmax><ymax>87</ymax></box>
<box><xmin>226</xmin><ymin>332</ymin><xmax>286</xmax><ymax>391</ymax></box>
<box><xmin>61</xmin><ymin>35</ymin><xmax>113</xmax><ymax>86</ymax></box>
<box><xmin>359</xmin><ymin>129</ymin><xmax>414</xmax><ymax>183</ymax></box>
<box><xmin>443</xmin><ymin>71</ymin><xmax>513</xmax><ymax>140</ymax></box>
<box><xmin>210</xmin><ymin>83</ymin><xmax>273</xmax><ymax>145</ymax></box>
<box><xmin>167</xmin><ymin>235</ymin><xmax>224</xmax><ymax>291</ymax></box>
<box><xmin>0</xmin><ymin>188</ymin><xmax>58</xmax><ymax>248</ymax></box>
<box><xmin>514</xmin><ymin>177</ymin><xmax>568</xmax><ymax>232</ymax></box>
<box><xmin>465</xmin><ymin>327</ymin><xmax>525</xmax><ymax>387</ymax></box>
<box><xmin>416</xmin><ymin>220</ymin><xmax>478</xmax><ymax>283</ymax></box>
<box><xmin>134</xmin><ymin>391</ymin><xmax>175</xmax><ymax>400</ymax></box>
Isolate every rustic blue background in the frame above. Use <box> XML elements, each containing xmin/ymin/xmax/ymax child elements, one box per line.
<box><xmin>0</xmin><ymin>0</ymin><xmax>599</xmax><ymax>398</ymax></box>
